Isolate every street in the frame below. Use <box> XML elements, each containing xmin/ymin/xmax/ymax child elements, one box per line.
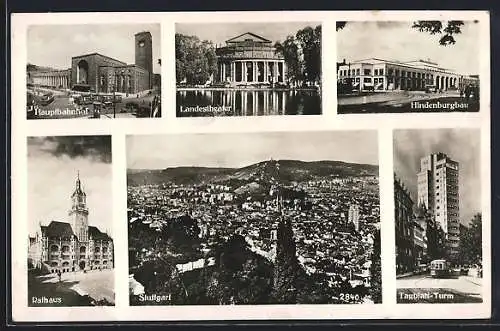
<box><xmin>27</xmin><ymin>88</ymin><xmax>160</xmax><ymax>119</ymax></box>
<box><xmin>397</xmin><ymin>274</ymin><xmax>482</xmax><ymax>303</ymax></box>
<box><xmin>338</xmin><ymin>91</ymin><xmax>479</xmax><ymax>113</ymax></box>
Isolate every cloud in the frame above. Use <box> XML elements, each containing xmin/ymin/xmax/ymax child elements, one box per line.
<box><xmin>28</xmin><ymin>136</ymin><xmax>112</xmax><ymax>163</ymax></box>
<box><xmin>28</xmin><ymin>135</ymin><xmax>113</xmax><ymax>236</ymax></box>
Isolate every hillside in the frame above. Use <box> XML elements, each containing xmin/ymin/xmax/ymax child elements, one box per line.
<box><xmin>127</xmin><ymin>160</ymin><xmax>378</xmax><ymax>187</ymax></box>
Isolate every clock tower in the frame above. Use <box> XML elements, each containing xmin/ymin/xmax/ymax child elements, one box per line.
<box><xmin>135</xmin><ymin>31</ymin><xmax>153</xmax><ymax>89</ymax></box>
<box><xmin>68</xmin><ymin>171</ymin><xmax>89</xmax><ymax>241</ymax></box>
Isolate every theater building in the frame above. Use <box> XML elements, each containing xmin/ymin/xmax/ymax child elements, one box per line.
<box><xmin>28</xmin><ymin>31</ymin><xmax>154</xmax><ymax>94</ymax></box>
<box><xmin>338</xmin><ymin>58</ymin><xmax>478</xmax><ymax>92</ymax></box>
<box><xmin>28</xmin><ymin>173</ymin><xmax>114</xmax><ymax>274</ymax></box>
<box><xmin>215</xmin><ymin>32</ymin><xmax>286</xmax><ymax>86</ymax></box>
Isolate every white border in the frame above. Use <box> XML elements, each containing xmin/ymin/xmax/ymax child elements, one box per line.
<box><xmin>10</xmin><ymin>10</ymin><xmax>491</xmax><ymax>322</ymax></box>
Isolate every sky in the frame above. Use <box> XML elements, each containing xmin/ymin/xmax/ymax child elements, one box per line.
<box><xmin>27</xmin><ymin>24</ymin><xmax>161</xmax><ymax>73</ymax></box>
<box><xmin>28</xmin><ymin>136</ymin><xmax>113</xmax><ymax>236</ymax></box>
<box><xmin>337</xmin><ymin>21</ymin><xmax>479</xmax><ymax>75</ymax></box>
<box><xmin>176</xmin><ymin>22</ymin><xmax>321</xmax><ymax>47</ymax></box>
<box><xmin>127</xmin><ymin>131</ymin><xmax>378</xmax><ymax>170</ymax></box>
<box><xmin>393</xmin><ymin>128</ymin><xmax>481</xmax><ymax>225</ymax></box>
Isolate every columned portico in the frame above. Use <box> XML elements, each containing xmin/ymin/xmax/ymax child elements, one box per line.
<box><xmin>215</xmin><ymin>32</ymin><xmax>287</xmax><ymax>87</ymax></box>
<box><xmin>220</xmin><ymin>59</ymin><xmax>286</xmax><ymax>85</ymax></box>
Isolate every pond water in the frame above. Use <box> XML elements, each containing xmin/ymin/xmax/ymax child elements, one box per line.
<box><xmin>176</xmin><ymin>89</ymin><xmax>321</xmax><ymax>117</ymax></box>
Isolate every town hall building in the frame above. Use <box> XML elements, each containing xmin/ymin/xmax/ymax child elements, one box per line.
<box><xmin>28</xmin><ymin>173</ymin><xmax>114</xmax><ymax>274</ymax></box>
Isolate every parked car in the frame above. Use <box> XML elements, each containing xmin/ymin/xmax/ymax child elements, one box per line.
<box><xmin>39</xmin><ymin>93</ymin><xmax>55</xmax><ymax>106</ymax></box>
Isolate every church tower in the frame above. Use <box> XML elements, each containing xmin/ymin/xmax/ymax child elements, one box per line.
<box><xmin>68</xmin><ymin>171</ymin><xmax>89</xmax><ymax>241</ymax></box>
<box><xmin>135</xmin><ymin>31</ymin><xmax>153</xmax><ymax>89</ymax></box>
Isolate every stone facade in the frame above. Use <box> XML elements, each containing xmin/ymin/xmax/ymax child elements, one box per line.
<box><xmin>338</xmin><ymin>58</ymin><xmax>478</xmax><ymax>92</ymax></box>
<box><xmin>27</xmin><ymin>31</ymin><xmax>154</xmax><ymax>94</ymax></box>
<box><xmin>394</xmin><ymin>175</ymin><xmax>415</xmax><ymax>274</ymax></box>
<box><xmin>215</xmin><ymin>32</ymin><xmax>286</xmax><ymax>87</ymax></box>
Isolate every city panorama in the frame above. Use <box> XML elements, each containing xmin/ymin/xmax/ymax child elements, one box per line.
<box><xmin>127</xmin><ymin>131</ymin><xmax>381</xmax><ymax>305</ymax></box>
<box><xmin>175</xmin><ymin>22</ymin><xmax>322</xmax><ymax>117</ymax></box>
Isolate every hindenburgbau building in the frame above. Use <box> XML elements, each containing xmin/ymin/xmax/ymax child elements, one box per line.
<box><xmin>337</xmin><ymin>58</ymin><xmax>479</xmax><ymax>92</ymax></box>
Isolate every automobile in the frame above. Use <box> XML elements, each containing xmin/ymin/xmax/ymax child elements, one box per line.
<box><xmin>460</xmin><ymin>265</ymin><xmax>470</xmax><ymax>275</ymax></box>
<box><xmin>100</xmin><ymin>94</ymin><xmax>115</xmax><ymax>108</ymax></box>
<box><xmin>75</xmin><ymin>94</ymin><xmax>95</xmax><ymax>106</ymax></box>
<box><xmin>39</xmin><ymin>93</ymin><xmax>55</xmax><ymax>106</ymax></box>
<box><xmin>430</xmin><ymin>259</ymin><xmax>450</xmax><ymax>278</ymax></box>
<box><xmin>417</xmin><ymin>263</ymin><xmax>428</xmax><ymax>273</ymax></box>
<box><xmin>425</xmin><ymin>85</ymin><xmax>438</xmax><ymax>93</ymax></box>
<box><xmin>92</xmin><ymin>101</ymin><xmax>102</xmax><ymax>118</ymax></box>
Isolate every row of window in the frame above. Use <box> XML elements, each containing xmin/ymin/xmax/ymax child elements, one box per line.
<box><xmin>49</xmin><ymin>245</ymin><xmax>109</xmax><ymax>253</ymax></box>
<box><xmin>339</xmin><ymin>68</ymin><xmax>446</xmax><ymax>80</ymax></box>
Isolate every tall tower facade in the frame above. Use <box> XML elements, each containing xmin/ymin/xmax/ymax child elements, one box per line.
<box><xmin>68</xmin><ymin>172</ymin><xmax>89</xmax><ymax>242</ymax></box>
<box><xmin>348</xmin><ymin>204</ymin><xmax>360</xmax><ymax>231</ymax></box>
<box><xmin>135</xmin><ymin>31</ymin><xmax>153</xmax><ymax>89</ymax></box>
<box><xmin>417</xmin><ymin>153</ymin><xmax>460</xmax><ymax>256</ymax></box>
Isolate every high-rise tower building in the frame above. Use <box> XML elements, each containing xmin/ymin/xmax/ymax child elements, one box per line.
<box><xmin>348</xmin><ymin>204</ymin><xmax>360</xmax><ymax>232</ymax></box>
<box><xmin>135</xmin><ymin>31</ymin><xmax>153</xmax><ymax>89</ymax></box>
<box><xmin>417</xmin><ymin>153</ymin><xmax>460</xmax><ymax>256</ymax></box>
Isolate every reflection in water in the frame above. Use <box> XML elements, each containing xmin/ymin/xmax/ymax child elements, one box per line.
<box><xmin>177</xmin><ymin>89</ymin><xmax>321</xmax><ymax>117</ymax></box>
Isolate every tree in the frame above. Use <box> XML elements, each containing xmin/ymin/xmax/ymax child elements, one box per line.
<box><xmin>337</xmin><ymin>20</ymin><xmax>468</xmax><ymax>46</ymax></box>
<box><xmin>274</xmin><ymin>25</ymin><xmax>322</xmax><ymax>86</ymax></box>
<box><xmin>274</xmin><ymin>37</ymin><xmax>302</xmax><ymax>85</ymax></box>
<box><xmin>411</xmin><ymin>21</ymin><xmax>465</xmax><ymax>46</ymax></box>
<box><xmin>175</xmin><ymin>34</ymin><xmax>217</xmax><ymax>85</ymax></box>
<box><xmin>458</xmin><ymin>213</ymin><xmax>482</xmax><ymax>265</ymax></box>
<box><xmin>426</xmin><ymin>216</ymin><xmax>446</xmax><ymax>261</ymax></box>
<box><xmin>272</xmin><ymin>219</ymin><xmax>300</xmax><ymax>303</ymax></box>
<box><xmin>369</xmin><ymin>229</ymin><xmax>382</xmax><ymax>303</ymax></box>
<box><xmin>296</xmin><ymin>25</ymin><xmax>322</xmax><ymax>84</ymax></box>
<box><xmin>209</xmin><ymin>234</ymin><xmax>273</xmax><ymax>305</ymax></box>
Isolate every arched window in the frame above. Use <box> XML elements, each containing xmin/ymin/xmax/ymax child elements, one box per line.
<box><xmin>79</xmin><ymin>246</ymin><xmax>86</xmax><ymax>253</ymax></box>
<box><xmin>50</xmin><ymin>245</ymin><xmax>59</xmax><ymax>252</ymax></box>
<box><xmin>77</xmin><ymin>60</ymin><xmax>89</xmax><ymax>84</ymax></box>
<box><xmin>62</xmin><ymin>245</ymin><xmax>70</xmax><ymax>253</ymax></box>
<box><xmin>95</xmin><ymin>247</ymin><xmax>100</xmax><ymax>253</ymax></box>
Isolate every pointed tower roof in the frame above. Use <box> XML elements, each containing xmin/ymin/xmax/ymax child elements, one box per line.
<box><xmin>71</xmin><ymin>170</ymin><xmax>86</xmax><ymax>197</ymax></box>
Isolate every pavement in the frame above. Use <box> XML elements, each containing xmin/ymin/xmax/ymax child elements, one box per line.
<box><xmin>396</xmin><ymin>274</ymin><xmax>482</xmax><ymax>303</ymax></box>
<box><xmin>337</xmin><ymin>91</ymin><xmax>479</xmax><ymax>113</ymax></box>
<box><xmin>38</xmin><ymin>269</ymin><xmax>115</xmax><ymax>304</ymax></box>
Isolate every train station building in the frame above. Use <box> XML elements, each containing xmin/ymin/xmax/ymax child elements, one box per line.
<box><xmin>28</xmin><ymin>31</ymin><xmax>154</xmax><ymax>94</ymax></box>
